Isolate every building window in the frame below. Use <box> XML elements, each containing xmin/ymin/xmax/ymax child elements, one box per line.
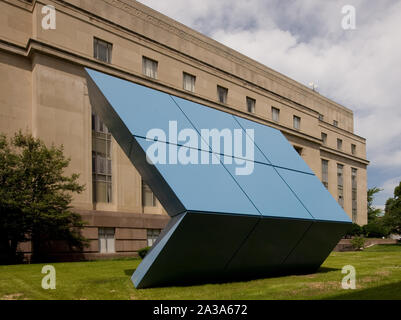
<box><xmin>322</xmin><ymin>159</ymin><xmax>329</xmax><ymax>189</ymax></box>
<box><xmin>333</xmin><ymin>120</ymin><xmax>338</xmax><ymax>127</ymax></box>
<box><xmin>217</xmin><ymin>85</ymin><xmax>228</xmax><ymax>104</ymax></box>
<box><xmin>319</xmin><ymin>114</ymin><xmax>324</xmax><ymax>121</ymax></box>
<box><xmin>92</xmin><ymin>113</ymin><xmax>112</xmax><ymax>203</ymax></box>
<box><xmin>93</xmin><ymin>37</ymin><xmax>112</xmax><ymax>63</ymax></box>
<box><xmin>147</xmin><ymin>229</ymin><xmax>161</xmax><ymax>247</ymax></box>
<box><xmin>246</xmin><ymin>97</ymin><xmax>256</xmax><ymax>113</ymax></box>
<box><xmin>337</xmin><ymin>138</ymin><xmax>343</xmax><ymax>150</ymax></box>
<box><xmin>293</xmin><ymin>116</ymin><xmax>301</xmax><ymax>130</ymax></box>
<box><xmin>142</xmin><ymin>180</ymin><xmax>156</xmax><ymax>207</ymax></box>
<box><xmin>98</xmin><ymin>227</ymin><xmax>115</xmax><ymax>253</ymax></box>
<box><xmin>321</xmin><ymin>132</ymin><xmax>327</xmax><ymax>145</ymax></box>
<box><xmin>352</xmin><ymin>168</ymin><xmax>357</xmax><ymax>222</ymax></box>
<box><xmin>183</xmin><ymin>72</ymin><xmax>196</xmax><ymax>92</ymax></box>
<box><xmin>351</xmin><ymin>144</ymin><xmax>356</xmax><ymax>155</ymax></box>
<box><xmin>272</xmin><ymin>107</ymin><xmax>280</xmax><ymax>122</ymax></box>
<box><xmin>337</xmin><ymin>164</ymin><xmax>344</xmax><ymax>208</ymax></box>
<box><xmin>142</xmin><ymin>56</ymin><xmax>158</xmax><ymax>79</ymax></box>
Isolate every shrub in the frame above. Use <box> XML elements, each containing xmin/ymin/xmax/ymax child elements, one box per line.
<box><xmin>344</xmin><ymin>223</ymin><xmax>363</xmax><ymax>238</ymax></box>
<box><xmin>351</xmin><ymin>236</ymin><xmax>366</xmax><ymax>250</ymax></box>
<box><xmin>363</xmin><ymin>220</ymin><xmax>390</xmax><ymax>238</ymax></box>
<box><xmin>138</xmin><ymin>246</ymin><xmax>151</xmax><ymax>259</ymax></box>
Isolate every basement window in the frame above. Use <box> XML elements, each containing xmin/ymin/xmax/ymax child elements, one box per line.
<box><xmin>98</xmin><ymin>228</ymin><xmax>115</xmax><ymax>253</ymax></box>
<box><xmin>147</xmin><ymin>229</ymin><xmax>161</xmax><ymax>247</ymax></box>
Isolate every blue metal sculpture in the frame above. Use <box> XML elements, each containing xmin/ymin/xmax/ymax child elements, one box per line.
<box><xmin>85</xmin><ymin>68</ymin><xmax>352</xmax><ymax>289</ymax></box>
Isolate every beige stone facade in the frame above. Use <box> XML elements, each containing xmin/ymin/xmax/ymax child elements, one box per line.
<box><xmin>0</xmin><ymin>0</ymin><xmax>368</xmax><ymax>259</ymax></box>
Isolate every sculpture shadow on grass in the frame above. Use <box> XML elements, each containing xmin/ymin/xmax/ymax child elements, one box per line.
<box><xmin>124</xmin><ymin>266</ymin><xmax>340</xmax><ymax>288</ymax></box>
<box><xmin>124</xmin><ymin>269</ymin><xmax>136</xmax><ymax>276</ymax></box>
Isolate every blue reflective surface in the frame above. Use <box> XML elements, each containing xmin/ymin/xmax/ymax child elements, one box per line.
<box><xmin>171</xmin><ymin>96</ymin><xmax>268</xmax><ymax>164</ymax></box>
<box><xmin>277</xmin><ymin>168</ymin><xmax>352</xmax><ymax>222</ymax></box>
<box><xmin>86</xmin><ymin>69</ymin><xmax>199</xmax><ymax>146</ymax></box>
<box><xmin>135</xmin><ymin>137</ymin><xmax>260</xmax><ymax>216</ymax></box>
<box><xmin>234</xmin><ymin>116</ymin><xmax>314</xmax><ymax>174</ymax></box>
<box><xmin>222</xmin><ymin>158</ymin><xmax>313</xmax><ymax>220</ymax></box>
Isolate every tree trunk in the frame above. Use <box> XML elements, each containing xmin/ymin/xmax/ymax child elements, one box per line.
<box><xmin>31</xmin><ymin>232</ymin><xmax>48</xmax><ymax>263</ymax></box>
<box><xmin>0</xmin><ymin>236</ymin><xmax>20</xmax><ymax>264</ymax></box>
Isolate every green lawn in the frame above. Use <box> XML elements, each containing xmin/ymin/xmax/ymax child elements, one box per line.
<box><xmin>1</xmin><ymin>244</ymin><xmax>400</xmax><ymax>300</ymax></box>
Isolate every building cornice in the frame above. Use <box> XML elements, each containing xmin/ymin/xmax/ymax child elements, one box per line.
<box><xmin>319</xmin><ymin>120</ymin><xmax>366</xmax><ymax>143</ymax></box>
<box><xmin>32</xmin><ymin>0</ymin><xmax>353</xmax><ymax>117</ymax></box>
<box><xmin>320</xmin><ymin>146</ymin><xmax>370</xmax><ymax>166</ymax></box>
<box><xmin>3</xmin><ymin>0</ymin><xmax>34</xmax><ymax>11</ymax></box>
<box><xmin>103</xmin><ymin>0</ymin><xmax>354</xmax><ymax>116</ymax></box>
<box><xmin>39</xmin><ymin>0</ymin><xmax>321</xmax><ymax>119</ymax></box>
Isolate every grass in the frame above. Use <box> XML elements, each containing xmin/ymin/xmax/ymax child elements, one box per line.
<box><xmin>0</xmin><ymin>244</ymin><xmax>400</xmax><ymax>300</ymax></box>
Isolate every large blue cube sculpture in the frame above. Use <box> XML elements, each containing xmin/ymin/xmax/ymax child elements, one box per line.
<box><xmin>85</xmin><ymin>69</ymin><xmax>352</xmax><ymax>288</ymax></box>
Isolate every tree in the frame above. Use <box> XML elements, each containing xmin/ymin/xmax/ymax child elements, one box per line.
<box><xmin>0</xmin><ymin>131</ymin><xmax>87</xmax><ymax>264</ymax></box>
<box><xmin>362</xmin><ymin>187</ymin><xmax>390</xmax><ymax>238</ymax></box>
<box><xmin>0</xmin><ymin>134</ymin><xmax>26</xmax><ymax>263</ymax></box>
<box><xmin>384</xmin><ymin>181</ymin><xmax>401</xmax><ymax>235</ymax></box>
<box><xmin>344</xmin><ymin>223</ymin><xmax>363</xmax><ymax>238</ymax></box>
<box><xmin>367</xmin><ymin>187</ymin><xmax>383</xmax><ymax>222</ymax></box>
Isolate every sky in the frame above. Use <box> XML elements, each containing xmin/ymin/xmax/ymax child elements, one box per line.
<box><xmin>137</xmin><ymin>0</ymin><xmax>401</xmax><ymax>209</ymax></box>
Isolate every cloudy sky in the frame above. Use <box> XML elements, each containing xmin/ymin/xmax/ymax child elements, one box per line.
<box><xmin>137</xmin><ymin>0</ymin><xmax>401</xmax><ymax>209</ymax></box>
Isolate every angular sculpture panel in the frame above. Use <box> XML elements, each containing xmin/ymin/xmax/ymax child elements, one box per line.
<box><xmin>85</xmin><ymin>68</ymin><xmax>352</xmax><ymax>288</ymax></box>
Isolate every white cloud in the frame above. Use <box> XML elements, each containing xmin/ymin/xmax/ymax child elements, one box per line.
<box><xmin>370</xmin><ymin>149</ymin><xmax>401</xmax><ymax>169</ymax></box>
<box><xmin>377</xmin><ymin>176</ymin><xmax>401</xmax><ymax>206</ymax></box>
<box><xmin>138</xmin><ymin>0</ymin><xmax>401</xmax><ymax>204</ymax></box>
<box><xmin>381</xmin><ymin>177</ymin><xmax>401</xmax><ymax>195</ymax></box>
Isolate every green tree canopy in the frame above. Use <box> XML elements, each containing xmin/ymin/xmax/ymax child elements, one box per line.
<box><xmin>384</xmin><ymin>181</ymin><xmax>401</xmax><ymax>235</ymax></box>
<box><xmin>0</xmin><ymin>131</ymin><xmax>87</xmax><ymax>264</ymax></box>
<box><xmin>367</xmin><ymin>187</ymin><xmax>383</xmax><ymax>222</ymax></box>
<box><xmin>345</xmin><ymin>187</ymin><xmax>389</xmax><ymax>238</ymax></box>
